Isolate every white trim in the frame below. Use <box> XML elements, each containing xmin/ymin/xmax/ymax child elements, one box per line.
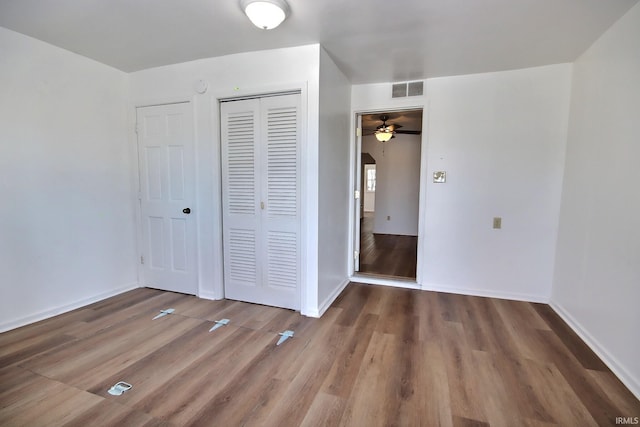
<box><xmin>349</xmin><ymin>105</ymin><xmax>427</xmax><ymax>287</ymax></box>
<box><xmin>421</xmin><ymin>282</ymin><xmax>550</xmax><ymax>303</ymax></box>
<box><xmin>415</xmin><ymin>105</ymin><xmax>429</xmax><ymax>285</ymax></box>
<box><xmin>347</xmin><ymin>112</ymin><xmax>358</xmax><ymax>275</ymax></box>
<box><xmin>209</xmin><ymin>93</ymin><xmax>226</xmax><ymax>300</ymax></box>
<box><xmin>550</xmin><ymin>301</ymin><xmax>640</xmax><ymax>400</ymax></box>
<box><xmin>351</xmin><ymin>274</ymin><xmax>422</xmax><ymax>290</ymax></box>
<box><xmin>198</xmin><ymin>290</ymin><xmax>221</xmax><ymax>301</ymax></box>
<box><xmin>305</xmin><ymin>279</ymin><xmax>350</xmax><ymax>318</ymax></box>
<box><xmin>0</xmin><ymin>283</ymin><xmax>139</xmax><ymax>333</ymax></box>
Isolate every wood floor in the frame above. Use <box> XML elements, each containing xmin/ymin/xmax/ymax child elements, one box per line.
<box><xmin>359</xmin><ymin>213</ymin><xmax>418</xmax><ymax>279</ymax></box>
<box><xmin>1</xmin><ymin>284</ymin><xmax>638</xmax><ymax>426</ymax></box>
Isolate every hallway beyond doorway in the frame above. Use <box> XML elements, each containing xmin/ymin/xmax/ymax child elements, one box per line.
<box><xmin>358</xmin><ymin>212</ymin><xmax>417</xmax><ymax>279</ymax></box>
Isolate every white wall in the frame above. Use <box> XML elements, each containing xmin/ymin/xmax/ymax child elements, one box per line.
<box><xmin>423</xmin><ymin>64</ymin><xmax>572</xmax><ymax>301</ymax></box>
<box><xmin>317</xmin><ymin>47</ymin><xmax>351</xmax><ymax>314</ymax></box>
<box><xmin>551</xmin><ymin>3</ymin><xmax>640</xmax><ymax>399</ymax></box>
<box><xmin>362</xmin><ymin>134</ymin><xmax>421</xmax><ymax>236</ymax></box>
<box><xmin>129</xmin><ymin>44</ymin><xmax>322</xmax><ymax>315</ymax></box>
<box><xmin>0</xmin><ymin>27</ymin><xmax>136</xmax><ymax>331</ymax></box>
<box><xmin>352</xmin><ymin>63</ymin><xmax>572</xmax><ymax>301</ymax></box>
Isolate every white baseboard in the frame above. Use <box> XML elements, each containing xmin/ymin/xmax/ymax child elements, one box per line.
<box><xmin>421</xmin><ymin>282</ymin><xmax>550</xmax><ymax>303</ymax></box>
<box><xmin>550</xmin><ymin>301</ymin><xmax>640</xmax><ymax>400</ymax></box>
<box><xmin>350</xmin><ymin>274</ymin><xmax>421</xmax><ymax>290</ymax></box>
<box><xmin>349</xmin><ymin>277</ymin><xmax>548</xmax><ymax>302</ymax></box>
<box><xmin>305</xmin><ymin>279</ymin><xmax>350</xmax><ymax>318</ymax></box>
<box><xmin>0</xmin><ymin>283</ymin><xmax>140</xmax><ymax>333</ymax></box>
<box><xmin>198</xmin><ymin>290</ymin><xmax>221</xmax><ymax>301</ymax></box>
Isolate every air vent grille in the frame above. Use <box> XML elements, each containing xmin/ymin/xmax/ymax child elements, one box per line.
<box><xmin>408</xmin><ymin>81</ymin><xmax>424</xmax><ymax>96</ymax></box>
<box><xmin>391</xmin><ymin>81</ymin><xmax>424</xmax><ymax>98</ymax></box>
<box><xmin>392</xmin><ymin>83</ymin><xmax>407</xmax><ymax>98</ymax></box>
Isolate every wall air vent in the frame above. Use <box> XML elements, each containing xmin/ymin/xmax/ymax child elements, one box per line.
<box><xmin>392</xmin><ymin>83</ymin><xmax>407</xmax><ymax>98</ymax></box>
<box><xmin>391</xmin><ymin>81</ymin><xmax>424</xmax><ymax>98</ymax></box>
<box><xmin>408</xmin><ymin>81</ymin><xmax>424</xmax><ymax>96</ymax></box>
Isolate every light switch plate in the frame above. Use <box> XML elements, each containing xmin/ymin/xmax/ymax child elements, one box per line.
<box><xmin>433</xmin><ymin>171</ymin><xmax>446</xmax><ymax>183</ymax></box>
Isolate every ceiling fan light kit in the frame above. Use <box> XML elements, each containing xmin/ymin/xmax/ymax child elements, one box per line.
<box><xmin>367</xmin><ymin>113</ymin><xmax>422</xmax><ymax>142</ymax></box>
<box><xmin>375</xmin><ymin>131</ymin><xmax>394</xmax><ymax>142</ymax></box>
<box><xmin>241</xmin><ymin>0</ymin><xmax>290</xmax><ymax>30</ymax></box>
<box><xmin>374</xmin><ymin>114</ymin><xmax>396</xmax><ymax>142</ymax></box>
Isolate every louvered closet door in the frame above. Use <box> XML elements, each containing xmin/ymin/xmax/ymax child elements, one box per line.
<box><xmin>221</xmin><ymin>93</ymin><xmax>301</xmax><ymax>310</ymax></box>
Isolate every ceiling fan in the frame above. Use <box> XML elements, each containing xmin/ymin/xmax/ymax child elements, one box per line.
<box><xmin>365</xmin><ymin>114</ymin><xmax>422</xmax><ymax>142</ymax></box>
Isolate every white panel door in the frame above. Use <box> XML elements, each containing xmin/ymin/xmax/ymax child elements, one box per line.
<box><xmin>221</xmin><ymin>93</ymin><xmax>301</xmax><ymax>310</ymax></box>
<box><xmin>137</xmin><ymin>102</ymin><xmax>197</xmax><ymax>294</ymax></box>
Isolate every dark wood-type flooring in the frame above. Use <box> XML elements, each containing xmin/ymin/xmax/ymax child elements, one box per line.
<box><xmin>359</xmin><ymin>213</ymin><xmax>417</xmax><ymax>279</ymax></box>
<box><xmin>1</xmin><ymin>284</ymin><xmax>638</xmax><ymax>426</ymax></box>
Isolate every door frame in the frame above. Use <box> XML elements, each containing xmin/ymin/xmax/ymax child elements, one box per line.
<box><xmin>133</xmin><ymin>98</ymin><xmax>200</xmax><ymax>295</ymax></box>
<box><xmin>349</xmin><ymin>106</ymin><xmax>429</xmax><ymax>288</ymax></box>
<box><xmin>211</xmin><ymin>82</ymin><xmax>311</xmax><ymax>313</ymax></box>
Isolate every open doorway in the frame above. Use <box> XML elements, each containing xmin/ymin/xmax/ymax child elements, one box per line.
<box><xmin>355</xmin><ymin>109</ymin><xmax>423</xmax><ymax>280</ymax></box>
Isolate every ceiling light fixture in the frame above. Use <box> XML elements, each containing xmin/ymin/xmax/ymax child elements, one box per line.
<box><xmin>241</xmin><ymin>0</ymin><xmax>290</xmax><ymax>30</ymax></box>
<box><xmin>375</xmin><ymin>129</ymin><xmax>394</xmax><ymax>142</ymax></box>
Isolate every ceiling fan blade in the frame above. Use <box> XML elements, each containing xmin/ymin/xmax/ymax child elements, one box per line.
<box><xmin>395</xmin><ymin>129</ymin><xmax>421</xmax><ymax>135</ymax></box>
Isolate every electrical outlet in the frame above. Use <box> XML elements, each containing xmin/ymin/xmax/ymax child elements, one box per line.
<box><xmin>493</xmin><ymin>217</ymin><xmax>502</xmax><ymax>229</ymax></box>
<box><xmin>387</xmin><ymin>215</ymin><xmax>391</xmax><ymax>221</ymax></box>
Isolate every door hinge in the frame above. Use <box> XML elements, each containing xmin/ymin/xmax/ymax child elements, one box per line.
<box><xmin>356</xmin><ymin>127</ymin><xmax>362</xmax><ymax>137</ymax></box>
<box><xmin>140</xmin><ymin>255</ymin><xmax>144</xmax><ymax>265</ymax></box>
<box><xmin>354</xmin><ymin>190</ymin><xmax>360</xmax><ymax>199</ymax></box>
<box><xmin>354</xmin><ymin>250</ymin><xmax>359</xmax><ymax>260</ymax></box>
<box><xmin>134</xmin><ymin>123</ymin><xmax>139</xmax><ymax>134</ymax></box>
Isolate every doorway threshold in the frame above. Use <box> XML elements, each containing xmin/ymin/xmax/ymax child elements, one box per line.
<box><xmin>350</xmin><ymin>273</ymin><xmax>421</xmax><ymax>290</ymax></box>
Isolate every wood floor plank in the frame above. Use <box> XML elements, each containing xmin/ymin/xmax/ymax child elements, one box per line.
<box><xmin>338</xmin><ymin>331</ymin><xmax>400</xmax><ymax>427</ymax></box>
<box><xmin>321</xmin><ymin>312</ymin><xmax>379</xmax><ymax>398</ymax></box>
<box><xmin>20</xmin><ymin>312</ymin><xmax>201</xmax><ymax>387</ymax></box>
<box><xmin>588</xmin><ymin>370</ymin><xmax>640</xmax><ymax>418</ymax></box>
<box><xmin>136</xmin><ymin>328</ymin><xmax>275</xmax><ymax>424</ymax></box>
<box><xmin>0</xmin><ymin>332</ymin><xmax>76</xmax><ymax>368</ymax></box>
<box><xmin>0</xmin><ymin>367</ymin><xmax>59</xmax><ymax>412</ymax></box>
<box><xmin>439</xmin><ymin>321</ymin><xmax>488</xmax><ymax>423</ymax></box>
<box><xmin>535</xmin><ymin>328</ymin><xmax>630</xmax><ymax>425</ymax></box>
<box><xmin>472</xmin><ymin>297</ymin><xmax>556</xmax><ymax>423</ymax></box>
<box><xmin>415</xmin><ymin>291</ymin><xmax>445</xmax><ymax>343</ymax></box>
<box><xmin>0</xmin><ymin>283</ymin><xmax>637</xmax><ymax>426</ymax></box>
<box><xmin>522</xmin><ymin>358</ymin><xmax>598</xmax><ymax>426</ymax></box>
<box><xmin>178</xmin><ymin>309</ymin><xmax>343</xmax><ymax>425</ymax></box>
<box><xmin>258</xmin><ymin>316</ymin><xmax>349</xmax><ymax>427</ymax></box>
<box><xmin>0</xmin><ymin>308</ymin><xmax>90</xmax><ymax>351</ymax></box>
<box><xmin>418</xmin><ymin>339</ymin><xmax>454</xmax><ymax>427</ymax></box>
<box><xmin>532</xmin><ymin>303</ymin><xmax>610</xmax><ymax>371</ymax></box>
<box><xmin>471</xmin><ymin>349</ymin><xmax>523</xmax><ymax>427</ymax></box>
<box><xmin>299</xmin><ymin>392</ymin><xmax>346</xmax><ymax>427</ymax></box>
<box><xmin>180</xmin><ymin>337</ymin><xmax>300</xmax><ymax>426</ymax></box>
<box><xmin>453</xmin><ymin>295</ymin><xmax>491</xmax><ymax>351</ymax></box>
<box><xmin>62</xmin><ymin>290</ymin><xmax>190</xmax><ymax>339</ymax></box>
<box><xmin>60</xmin><ymin>399</ymin><xmax>167</xmax><ymax>427</ymax></box>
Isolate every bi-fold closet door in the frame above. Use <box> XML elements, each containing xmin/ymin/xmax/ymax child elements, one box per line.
<box><xmin>220</xmin><ymin>93</ymin><xmax>301</xmax><ymax>310</ymax></box>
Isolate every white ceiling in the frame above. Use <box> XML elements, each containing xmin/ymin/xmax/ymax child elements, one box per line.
<box><xmin>0</xmin><ymin>0</ymin><xmax>637</xmax><ymax>84</ymax></box>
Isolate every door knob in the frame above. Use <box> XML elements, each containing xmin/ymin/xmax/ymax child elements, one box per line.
<box><xmin>183</xmin><ymin>208</ymin><xmax>191</xmax><ymax>214</ymax></box>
